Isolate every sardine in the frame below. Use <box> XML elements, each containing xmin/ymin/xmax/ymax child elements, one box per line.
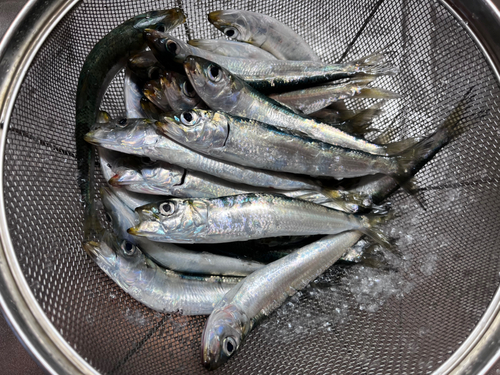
<box><xmin>200</xmin><ymin>231</ymin><xmax>363</xmax><ymax>369</ymax></box>
<box><xmin>188</xmin><ymin>39</ymin><xmax>277</xmax><ymax>60</ymax></box>
<box><xmin>85</xmin><ymin>118</ymin><xmax>324</xmax><ymax>192</ymax></box>
<box><xmin>84</xmin><ymin>231</ymin><xmax>240</xmax><ymax>315</ymax></box>
<box><xmin>75</xmin><ymin>8</ymin><xmax>185</xmax><ymax>239</ymax></box>
<box><xmin>183</xmin><ymin>56</ymin><xmax>401</xmax><ymax>156</ymax></box>
<box><xmin>109</xmin><ymin>159</ymin><xmax>369</xmax><ymax>213</ymax></box>
<box><xmin>129</xmin><ymin>193</ymin><xmax>389</xmax><ymax>245</ymax></box>
<box><xmin>147</xmin><ymin>33</ymin><xmax>396</xmax><ymax>91</ymax></box>
<box><xmin>102</xmin><ymin>186</ymin><xmax>265</xmax><ymax>276</ymax></box>
<box><xmin>207</xmin><ymin>10</ymin><xmax>321</xmax><ymax>61</ymax></box>
<box><xmin>158</xmin><ymin>109</ymin><xmax>424</xmax><ymax>180</ymax></box>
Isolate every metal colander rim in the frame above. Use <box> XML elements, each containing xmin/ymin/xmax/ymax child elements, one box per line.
<box><xmin>0</xmin><ymin>1</ymin><xmax>500</xmax><ymax>374</ymax></box>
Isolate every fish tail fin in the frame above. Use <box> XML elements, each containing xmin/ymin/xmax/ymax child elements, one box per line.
<box><xmin>339</xmin><ymin>101</ymin><xmax>385</xmax><ymax>136</ymax></box>
<box><xmin>359</xmin><ymin>213</ymin><xmax>394</xmax><ymax>249</ymax></box>
<box><xmin>357</xmin><ymin>87</ymin><xmax>400</xmax><ymax>100</ymax></box>
<box><xmin>350</xmin><ymin>52</ymin><xmax>399</xmax><ymax>76</ymax></box>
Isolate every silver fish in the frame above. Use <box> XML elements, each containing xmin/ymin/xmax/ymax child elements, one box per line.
<box><xmin>85</xmin><ymin>118</ymin><xmax>323</xmax><ymax>192</ymax></box>
<box><xmin>207</xmin><ymin>9</ymin><xmax>321</xmax><ymax>61</ymax></box>
<box><xmin>188</xmin><ymin>39</ymin><xmax>277</xmax><ymax>60</ymax></box>
<box><xmin>159</xmin><ymin>109</ymin><xmax>407</xmax><ymax>180</ymax></box>
<box><xmin>124</xmin><ymin>67</ymin><xmax>147</xmax><ymax>118</ymax></box>
<box><xmin>160</xmin><ymin>71</ymin><xmax>205</xmax><ymax>111</ymax></box>
<box><xmin>102</xmin><ymin>186</ymin><xmax>264</xmax><ymax>276</ymax></box>
<box><xmin>270</xmin><ymin>81</ymin><xmax>399</xmax><ymax>115</ymax></box>
<box><xmin>129</xmin><ymin>193</ymin><xmax>388</xmax><ymax>245</ymax></box>
<box><xmin>108</xmin><ymin>159</ymin><xmax>369</xmax><ymax>213</ymax></box>
<box><xmin>184</xmin><ymin>56</ymin><xmax>397</xmax><ymax>156</ymax></box>
<box><xmin>84</xmin><ymin>231</ymin><xmax>240</xmax><ymax>315</ymax></box>
<box><xmin>201</xmin><ymin>231</ymin><xmax>363</xmax><ymax>369</ymax></box>
<box><xmin>148</xmin><ymin>33</ymin><xmax>396</xmax><ymax>91</ymax></box>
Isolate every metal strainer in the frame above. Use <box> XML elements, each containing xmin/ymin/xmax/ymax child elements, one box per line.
<box><xmin>1</xmin><ymin>0</ymin><xmax>500</xmax><ymax>374</ymax></box>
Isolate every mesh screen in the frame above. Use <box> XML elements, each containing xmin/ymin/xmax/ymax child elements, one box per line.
<box><xmin>3</xmin><ymin>0</ymin><xmax>500</xmax><ymax>373</ymax></box>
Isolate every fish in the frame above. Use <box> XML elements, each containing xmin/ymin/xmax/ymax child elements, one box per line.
<box><xmin>183</xmin><ymin>56</ymin><xmax>403</xmax><ymax>156</ymax></box>
<box><xmin>160</xmin><ymin>71</ymin><xmax>205</xmax><ymax>111</ymax></box>
<box><xmin>143</xmin><ymin>79</ymin><xmax>172</xmax><ymax>112</ymax></box>
<box><xmin>188</xmin><ymin>39</ymin><xmax>277</xmax><ymax>60</ymax></box>
<box><xmin>101</xmin><ymin>186</ymin><xmax>265</xmax><ymax>276</ymax></box>
<box><xmin>269</xmin><ymin>81</ymin><xmax>399</xmax><ymax>115</ymax></box>
<box><xmin>75</xmin><ymin>8</ymin><xmax>185</xmax><ymax>239</ymax></box>
<box><xmin>147</xmin><ymin>33</ymin><xmax>396</xmax><ymax>91</ymax></box>
<box><xmin>124</xmin><ymin>67</ymin><xmax>147</xmax><ymax>118</ymax></box>
<box><xmin>129</xmin><ymin>193</ymin><xmax>389</xmax><ymax>246</ymax></box>
<box><xmin>207</xmin><ymin>9</ymin><xmax>321</xmax><ymax>61</ymax></box>
<box><xmin>84</xmin><ymin>231</ymin><xmax>240</xmax><ymax>315</ymax></box>
<box><xmin>84</xmin><ymin>118</ymin><xmax>325</xmax><ymax>192</ymax></box>
<box><xmin>108</xmin><ymin>158</ymin><xmax>370</xmax><ymax>213</ymax></box>
<box><xmin>158</xmin><ymin>109</ymin><xmax>429</xmax><ymax>180</ymax></box>
<box><xmin>200</xmin><ymin>231</ymin><xmax>364</xmax><ymax>369</ymax></box>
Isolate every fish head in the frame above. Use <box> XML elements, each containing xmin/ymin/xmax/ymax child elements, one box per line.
<box><xmin>109</xmin><ymin>167</ymin><xmax>145</xmax><ymax>186</ymax></box>
<box><xmin>207</xmin><ymin>10</ymin><xmax>267</xmax><ymax>47</ymax></box>
<box><xmin>184</xmin><ymin>56</ymin><xmax>243</xmax><ymax>112</ymax></box>
<box><xmin>143</xmin><ymin>79</ymin><xmax>165</xmax><ymax>109</ymax></box>
<box><xmin>133</xmin><ymin>8</ymin><xmax>186</xmax><ymax>31</ymax></box>
<box><xmin>130</xmin><ymin>199</ymin><xmax>208</xmax><ymax>242</ymax></box>
<box><xmin>85</xmin><ymin>118</ymin><xmax>159</xmax><ymax>152</ymax></box>
<box><xmin>201</xmin><ymin>304</ymin><xmax>250</xmax><ymax>370</ymax></box>
<box><xmin>140</xmin><ymin>161</ymin><xmax>184</xmax><ymax>187</ymax></box>
<box><xmin>86</xmin><ymin>231</ymin><xmax>152</xmax><ymax>291</ymax></box>
<box><xmin>157</xmin><ymin>109</ymin><xmax>228</xmax><ymax>150</ymax></box>
<box><xmin>161</xmin><ymin>72</ymin><xmax>201</xmax><ymax>110</ymax></box>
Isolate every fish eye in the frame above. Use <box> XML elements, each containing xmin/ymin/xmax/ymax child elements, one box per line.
<box><xmin>207</xmin><ymin>64</ymin><xmax>222</xmax><ymax>82</ymax></box>
<box><xmin>167</xmin><ymin>40</ymin><xmax>179</xmax><ymax>55</ymax></box>
<box><xmin>180</xmin><ymin>111</ymin><xmax>198</xmax><ymax>126</ymax></box>
<box><xmin>224</xmin><ymin>27</ymin><xmax>239</xmax><ymax>39</ymax></box>
<box><xmin>120</xmin><ymin>240</ymin><xmax>136</xmax><ymax>256</ymax></box>
<box><xmin>159</xmin><ymin>202</ymin><xmax>176</xmax><ymax>216</ymax></box>
<box><xmin>181</xmin><ymin>81</ymin><xmax>197</xmax><ymax>98</ymax></box>
<box><xmin>118</xmin><ymin>118</ymin><xmax>127</xmax><ymax>126</ymax></box>
<box><xmin>223</xmin><ymin>337</ymin><xmax>237</xmax><ymax>357</ymax></box>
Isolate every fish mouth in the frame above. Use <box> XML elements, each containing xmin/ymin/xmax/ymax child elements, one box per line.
<box><xmin>108</xmin><ymin>171</ymin><xmax>144</xmax><ymax>186</ymax></box>
<box><xmin>127</xmin><ymin>221</ymin><xmax>162</xmax><ymax>237</ymax></box>
<box><xmin>144</xmin><ymin>28</ymin><xmax>167</xmax><ymax>54</ymax></box>
<box><xmin>183</xmin><ymin>56</ymin><xmax>206</xmax><ymax>90</ymax></box>
<box><xmin>84</xmin><ymin>131</ymin><xmax>101</xmax><ymax>145</ymax></box>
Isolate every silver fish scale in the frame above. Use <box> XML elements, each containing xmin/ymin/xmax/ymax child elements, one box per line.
<box><xmin>3</xmin><ymin>0</ymin><xmax>500</xmax><ymax>374</ymax></box>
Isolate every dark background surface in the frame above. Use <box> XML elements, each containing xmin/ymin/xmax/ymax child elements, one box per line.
<box><xmin>1</xmin><ymin>1</ymin><xmax>500</xmax><ymax>375</ymax></box>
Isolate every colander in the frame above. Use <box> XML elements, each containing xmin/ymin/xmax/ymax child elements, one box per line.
<box><xmin>1</xmin><ymin>0</ymin><xmax>500</xmax><ymax>374</ymax></box>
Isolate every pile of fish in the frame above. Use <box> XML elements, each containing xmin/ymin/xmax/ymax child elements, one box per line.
<box><xmin>76</xmin><ymin>8</ymin><xmax>465</xmax><ymax>370</ymax></box>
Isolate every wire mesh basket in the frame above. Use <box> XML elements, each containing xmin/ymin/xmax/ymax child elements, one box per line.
<box><xmin>1</xmin><ymin>0</ymin><xmax>500</xmax><ymax>374</ymax></box>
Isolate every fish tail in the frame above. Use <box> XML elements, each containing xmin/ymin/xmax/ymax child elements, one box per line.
<box><xmin>350</xmin><ymin>52</ymin><xmax>399</xmax><ymax>76</ymax></box>
<box><xmin>359</xmin><ymin>213</ymin><xmax>394</xmax><ymax>249</ymax></box>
